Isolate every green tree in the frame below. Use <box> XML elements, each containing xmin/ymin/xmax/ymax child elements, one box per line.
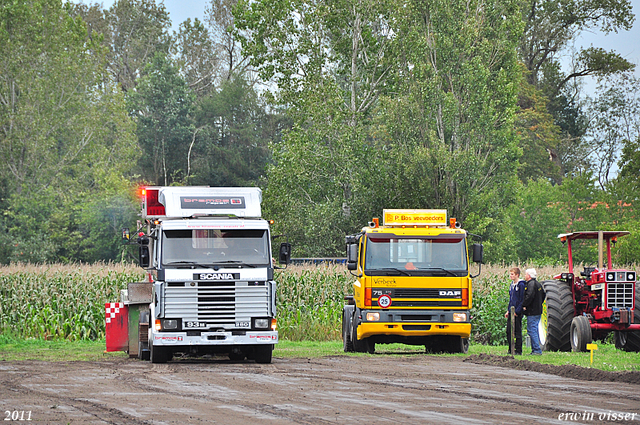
<box><xmin>0</xmin><ymin>0</ymin><xmax>139</xmax><ymax>263</ymax></box>
<box><xmin>128</xmin><ymin>52</ymin><xmax>196</xmax><ymax>185</ymax></box>
<box><xmin>236</xmin><ymin>0</ymin><xmax>396</xmax><ymax>256</ymax></box>
<box><xmin>517</xmin><ymin>0</ymin><xmax>635</xmax><ymax>182</ymax></box>
<box><xmin>173</xmin><ymin>18</ymin><xmax>220</xmax><ymax>97</ymax></box>
<box><xmin>71</xmin><ymin>0</ymin><xmax>172</xmax><ymax>92</ymax></box>
<box><xmin>376</xmin><ymin>0</ymin><xmax>523</xmax><ymax>246</ymax></box>
<box><xmin>188</xmin><ymin>76</ymin><xmax>283</xmax><ymax>186</ymax></box>
<box><xmin>586</xmin><ymin>75</ymin><xmax>640</xmax><ymax>189</ymax></box>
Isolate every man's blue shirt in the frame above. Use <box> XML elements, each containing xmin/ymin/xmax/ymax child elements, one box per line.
<box><xmin>508</xmin><ymin>279</ymin><xmax>525</xmax><ymax>315</ymax></box>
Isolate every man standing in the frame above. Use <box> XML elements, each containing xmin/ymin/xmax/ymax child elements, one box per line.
<box><xmin>522</xmin><ymin>268</ymin><xmax>544</xmax><ymax>355</ymax></box>
<box><xmin>505</xmin><ymin>268</ymin><xmax>525</xmax><ymax>355</ymax></box>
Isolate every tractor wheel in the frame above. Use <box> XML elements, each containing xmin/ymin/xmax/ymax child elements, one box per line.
<box><xmin>570</xmin><ymin>315</ymin><xmax>592</xmax><ymax>352</ymax></box>
<box><xmin>342</xmin><ymin>306</ymin><xmax>354</xmax><ymax>353</ymax></box>
<box><xmin>614</xmin><ymin>282</ymin><xmax>640</xmax><ymax>352</ymax></box>
<box><xmin>541</xmin><ymin>280</ymin><xmax>573</xmax><ymax>352</ymax></box>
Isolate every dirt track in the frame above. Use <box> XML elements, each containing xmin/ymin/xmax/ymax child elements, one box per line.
<box><xmin>1</xmin><ymin>353</ymin><xmax>639</xmax><ymax>425</ymax></box>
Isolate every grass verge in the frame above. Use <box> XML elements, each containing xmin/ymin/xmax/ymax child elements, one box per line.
<box><xmin>1</xmin><ymin>336</ymin><xmax>637</xmax><ymax>373</ymax></box>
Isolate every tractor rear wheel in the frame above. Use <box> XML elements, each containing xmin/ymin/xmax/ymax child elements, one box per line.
<box><xmin>614</xmin><ymin>283</ymin><xmax>640</xmax><ymax>352</ymax></box>
<box><xmin>541</xmin><ymin>280</ymin><xmax>573</xmax><ymax>351</ymax></box>
<box><xmin>570</xmin><ymin>315</ymin><xmax>592</xmax><ymax>352</ymax></box>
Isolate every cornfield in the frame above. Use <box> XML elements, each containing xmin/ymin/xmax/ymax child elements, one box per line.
<box><xmin>1</xmin><ymin>262</ymin><xmax>636</xmax><ymax>343</ymax></box>
<box><xmin>0</xmin><ymin>263</ymin><xmax>143</xmax><ymax>340</ymax></box>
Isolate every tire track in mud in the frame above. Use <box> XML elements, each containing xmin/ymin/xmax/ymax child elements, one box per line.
<box><xmin>0</xmin><ymin>372</ymin><xmax>150</xmax><ymax>425</ymax></box>
<box><xmin>111</xmin><ymin>357</ymin><xmax>580</xmax><ymax>422</ymax></box>
<box><xmin>112</xmin><ymin>363</ymin><xmax>337</xmax><ymax>425</ymax></box>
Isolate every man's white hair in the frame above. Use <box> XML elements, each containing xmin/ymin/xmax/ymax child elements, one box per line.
<box><xmin>525</xmin><ymin>268</ymin><xmax>537</xmax><ymax>279</ymax></box>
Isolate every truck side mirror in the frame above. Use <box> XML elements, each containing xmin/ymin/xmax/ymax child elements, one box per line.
<box><xmin>122</xmin><ymin>228</ymin><xmax>130</xmax><ymax>241</ymax></box>
<box><xmin>139</xmin><ymin>245</ymin><xmax>150</xmax><ymax>268</ymax></box>
<box><xmin>138</xmin><ymin>236</ymin><xmax>150</xmax><ymax>268</ymax></box>
<box><xmin>346</xmin><ymin>244</ymin><xmax>358</xmax><ymax>270</ymax></box>
<box><xmin>472</xmin><ymin>243</ymin><xmax>483</xmax><ymax>263</ymax></box>
<box><xmin>279</xmin><ymin>242</ymin><xmax>291</xmax><ymax>265</ymax></box>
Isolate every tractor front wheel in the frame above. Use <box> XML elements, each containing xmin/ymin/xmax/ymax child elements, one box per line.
<box><xmin>570</xmin><ymin>315</ymin><xmax>592</xmax><ymax>352</ymax></box>
<box><xmin>541</xmin><ymin>280</ymin><xmax>574</xmax><ymax>351</ymax></box>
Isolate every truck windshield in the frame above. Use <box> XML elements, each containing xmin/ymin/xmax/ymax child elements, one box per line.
<box><xmin>365</xmin><ymin>235</ymin><xmax>467</xmax><ymax>276</ymax></box>
<box><xmin>162</xmin><ymin>229</ymin><xmax>270</xmax><ymax>267</ymax></box>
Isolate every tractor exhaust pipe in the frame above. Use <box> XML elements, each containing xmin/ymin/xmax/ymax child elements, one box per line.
<box><xmin>598</xmin><ymin>230</ymin><xmax>603</xmax><ymax>271</ymax></box>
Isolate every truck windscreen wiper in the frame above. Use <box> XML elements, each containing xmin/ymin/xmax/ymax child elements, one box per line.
<box><xmin>210</xmin><ymin>261</ymin><xmax>257</xmax><ymax>268</ymax></box>
<box><xmin>164</xmin><ymin>261</ymin><xmax>211</xmax><ymax>268</ymax></box>
<box><xmin>378</xmin><ymin>267</ymin><xmax>411</xmax><ymax>276</ymax></box>
<box><xmin>422</xmin><ymin>267</ymin><xmax>459</xmax><ymax>277</ymax></box>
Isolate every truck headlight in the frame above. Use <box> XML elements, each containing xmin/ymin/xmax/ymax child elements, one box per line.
<box><xmin>453</xmin><ymin>313</ymin><xmax>467</xmax><ymax>322</ymax></box>
<box><xmin>162</xmin><ymin>319</ymin><xmax>178</xmax><ymax>330</ymax></box>
<box><xmin>366</xmin><ymin>312</ymin><xmax>380</xmax><ymax>321</ymax></box>
<box><xmin>254</xmin><ymin>318</ymin><xmax>270</xmax><ymax>329</ymax></box>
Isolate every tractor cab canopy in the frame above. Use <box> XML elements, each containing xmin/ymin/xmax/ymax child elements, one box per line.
<box><xmin>557</xmin><ymin>231</ymin><xmax>630</xmax><ymax>274</ymax></box>
<box><xmin>558</xmin><ymin>231</ymin><xmax>630</xmax><ymax>242</ymax></box>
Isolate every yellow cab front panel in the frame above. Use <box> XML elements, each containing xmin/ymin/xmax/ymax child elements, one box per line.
<box><xmin>354</xmin><ymin>226</ymin><xmax>472</xmax><ymax>340</ymax></box>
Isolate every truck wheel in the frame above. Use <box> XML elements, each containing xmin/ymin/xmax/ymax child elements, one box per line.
<box><xmin>229</xmin><ymin>348</ymin><xmax>246</xmax><ymax>361</ymax></box>
<box><xmin>351</xmin><ymin>308</ymin><xmax>374</xmax><ymax>354</ymax></box>
<box><xmin>570</xmin><ymin>316</ymin><xmax>592</xmax><ymax>352</ymax></box>
<box><xmin>150</xmin><ymin>338</ymin><xmax>171</xmax><ymax>364</ymax></box>
<box><xmin>428</xmin><ymin>336</ymin><xmax>468</xmax><ymax>354</ymax></box>
<box><xmin>454</xmin><ymin>337</ymin><xmax>470</xmax><ymax>354</ymax></box>
<box><xmin>541</xmin><ymin>280</ymin><xmax>573</xmax><ymax>351</ymax></box>
<box><xmin>342</xmin><ymin>306</ymin><xmax>354</xmax><ymax>352</ymax></box>
<box><xmin>254</xmin><ymin>344</ymin><xmax>273</xmax><ymax>364</ymax></box>
<box><xmin>614</xmin><ymin>283</ymin><xmax>640</xmax><ymax>352</ymax></box>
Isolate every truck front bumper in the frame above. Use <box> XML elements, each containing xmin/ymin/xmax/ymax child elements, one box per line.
<box><xmin>151</xmin><ymin>331</ymin><xmax>278</xmax><ymax>346</ymax></box>
<box><xmin>356</xmin><ymin>309</ymin><xmax>471</xmax><ymax>339</ymax></box>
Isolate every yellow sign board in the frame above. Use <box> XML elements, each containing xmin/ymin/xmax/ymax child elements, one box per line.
<box><xmin>587</xmin><ymin>343</ymin><xmax>598</xmax><ymax>365</ymax></box>
<box><xmin>383</xmin><ymin>209</ymin><xmax>448</xmax><ymax>226</ymax></box>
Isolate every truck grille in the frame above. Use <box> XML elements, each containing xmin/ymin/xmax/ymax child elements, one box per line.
<box><xmin>607</xmin><ymin>283</ymin><xmax>634</xmax><ymax>309</ymax></box>
<box><xmin>164</xmin><ymin>282</ymin><xmax>270</xmax><ymax>327</ymax></box>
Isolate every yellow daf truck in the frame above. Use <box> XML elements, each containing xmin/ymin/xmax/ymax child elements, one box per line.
<box><xmin>342</xmin><ymin>210</ymin><xmax>483</xmax><ymax>354</ymax></box>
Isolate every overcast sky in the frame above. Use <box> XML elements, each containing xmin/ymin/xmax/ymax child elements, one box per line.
<box><xmin>85</xmin><ymin>0</ymin><xmax>640</xmax><ymax>96</ymax></box>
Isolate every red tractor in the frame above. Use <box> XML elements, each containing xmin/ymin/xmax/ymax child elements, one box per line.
<box><xmin>541</xmin><ymin>231</ymin><xmax>640</xmax><ymax>352</ymax></box>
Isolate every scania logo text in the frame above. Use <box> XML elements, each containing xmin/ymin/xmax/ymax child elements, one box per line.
<box><xmin>200</xmin><ymin>273</ymin><xmax>234</xmax><ymax>280</ymax></box>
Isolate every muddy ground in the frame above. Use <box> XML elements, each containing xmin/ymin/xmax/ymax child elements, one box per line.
<box><xmin>1</xmin><ymin>353</ymin><xmax>639</xmax><ymax>425</ymax></box>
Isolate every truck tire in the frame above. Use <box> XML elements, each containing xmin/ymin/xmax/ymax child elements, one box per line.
<box><xmin>614</xmin><ymin>282</ymin><xmax>640</xmax><ymax>352</ymax></box>
<box><xmin>425</xmin><ymin>336</ymin><xmax>468</xmax><ymax>354</ymax></box>
<box><xmin>342</xmin><ymin>306</ymin><xmax>354</xmax><ymax>352</ymax></box>
<box><xmin>150</xmin><ymin>338</ymin><xmax>171</xmax><ymax>363</ymax></box>
<box><xmin>570</xmin><ymin>315</ymin><xmax>592</xmax><ymax>352</ymax></box>
<box><xmin>351</xmin><ymin>308</ymin><xmax>374</xmax><ymax>354</ymax></box>
<box><xmin>541</xmin><ymin>280</ymin><xmax>573</xmax><ymax>352</ymax></box>
<box><xmin>455</xmin><ymin>337</ymin><xmax>470</xmax><ymax>354</ymax></box>
<box><xmin>254</xmin><ymin>344</ymin><xmax>273</xmax><ymax>364</ymax></box>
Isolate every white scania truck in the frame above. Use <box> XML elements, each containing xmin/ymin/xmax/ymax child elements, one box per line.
<box><xmin>106</xmin><ymin>186</ymin><xmax>290</xmax><ymax>363</ymax></box>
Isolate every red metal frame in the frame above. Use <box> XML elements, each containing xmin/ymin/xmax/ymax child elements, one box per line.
<box><xmin>557</xmin><ymin>231</ymin><xmax>637</xmax><ymax>333</ymax></box>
